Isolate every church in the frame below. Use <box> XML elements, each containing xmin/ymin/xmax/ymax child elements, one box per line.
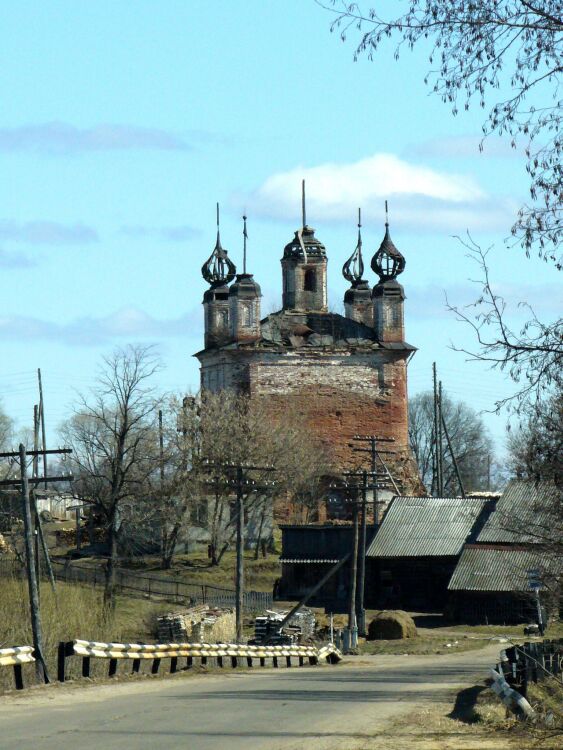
<box><xmin>194</xmin><ymin>192</ymin><xmax>422</xmax><ymax>497</ymax></box>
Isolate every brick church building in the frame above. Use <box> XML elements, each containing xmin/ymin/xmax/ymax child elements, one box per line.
<box><xmin>194</xmin><ymin>199</ymin><xmax>422</xmax><ymax>497</ymax></box>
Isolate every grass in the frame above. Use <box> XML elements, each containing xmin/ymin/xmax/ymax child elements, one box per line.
<box><xmin>349</xmin><ymin>682</ymin><xmax>562</xmax><ymax>749</ymax></box>
<box><xmin>0</xmin><ymin>575</ymin><xmax>170</xmax><ymax>693</ymax></box>
<box><xmin>358</xmin><ymin>635</ymin><xmax>488</xmax><ymax>656</ymax></box>
<box><xmin>423</xmin><ymin>621</ymin><xmax>563</xmax><ymax>638</ymax></box>
<box><xmin>96</xmin><ymin>548</ymin><xmax>282</xmax><ymax>593</ymax></box>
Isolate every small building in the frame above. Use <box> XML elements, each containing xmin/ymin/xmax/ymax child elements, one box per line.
<box><xmin>447</xmin><ymin>544</ymin><xmax>555</xmax><ymax>623</ymax></box>
<box><xmin>446</xmin><ymin>480</ymin><xmax>561</xmax><ymax>623</ymax></box>
<box><xmin>366</xmin><ymin>496</ymin><xmax>497</xmax><ymax>610</ymax></box>
<box><xmin>277</xmin><ymin>524</ymin><xmax>353</xmax><ymax>612</ymax></box>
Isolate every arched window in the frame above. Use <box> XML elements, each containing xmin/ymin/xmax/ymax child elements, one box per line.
<box><xmin>304</xmin><ymin>268</ymin><xmax>316</xmax><ymax>291</ymax></box>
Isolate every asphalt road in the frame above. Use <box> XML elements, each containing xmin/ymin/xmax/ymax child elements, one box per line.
<box><xmin>0</xmin><ymin>644</ymin><xmax>500</xmax><ymax>750</ymax></box>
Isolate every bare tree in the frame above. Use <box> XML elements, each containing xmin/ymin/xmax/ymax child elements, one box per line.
<box><xmin>447</xmin><ymin>238</ymin><xmax>562</xmax><ymax>413</ymax></box>
<box><xmin>59</xmin><ymin>345</ymin><xmax>162</xmax><ymax>613</ymax></box>
<box><xmin>507</xmin><ymin>384</ymin><xmax>563</xmax><ymax>486</ymax></box>
<box><xmin>197</xmin><ymin>390</ymin><xmax>329</xmax><ymax>565</ymax></box>
<box><xmin>0</xmin><ymin>402</ymin><xmax>14</xmax><ymax>480</ymax></box>
<box><xmin>320</xmin><ymin>0</ymin><xmax>563</xmax><ymax>265</ymax></box>
<box><xmin>409</xmin><ymin>390</ymin><xmax>495</xmax><ymax>494</ymax></box>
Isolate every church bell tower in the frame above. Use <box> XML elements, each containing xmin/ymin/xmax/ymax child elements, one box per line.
<box><xmin>371</xmin><ymin>203</ymin><xmax>406</xmax><ymax>343</ymax></box>
<box><xmin>281</xmin><ymin>181</ymin><xmax>328</xmax><ymax>312</ymax></box>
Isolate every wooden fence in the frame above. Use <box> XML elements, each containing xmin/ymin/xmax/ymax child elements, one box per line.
<box><xmin>500</xmin><ymin>639</ymin><xmax>563</xmax><ymax>697</ymax></box>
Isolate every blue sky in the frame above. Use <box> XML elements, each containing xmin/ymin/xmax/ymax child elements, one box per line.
<box><xmin>0</xmin><ymin>1</ymin><xmax>559</xmax><ymax>453</ymax></box>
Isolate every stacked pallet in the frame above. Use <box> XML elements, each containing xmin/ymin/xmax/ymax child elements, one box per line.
<box><xmin>157</xmin><ymin>606</ymin><xmax>235</xmax><ymax>644</ymax></box>
<box><xmin>253</xmin><ymin>608</ymin><xmax>316</xmax><ymax>645</ymax></box>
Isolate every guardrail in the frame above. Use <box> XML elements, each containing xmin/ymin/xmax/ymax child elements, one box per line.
<box><xmin>57</xmin><ymin>639</ymin><xmax>342</xmax><ymax>682</ymax></box>
<box><xmin>490</xmin><ymin>667</ymin><xmax>535</xmax><ymax>719</ymax></box>
<box><xmin>0</xmin><ymin>646</ymin><xmax>35</xmax><ymax>690</ymax></box>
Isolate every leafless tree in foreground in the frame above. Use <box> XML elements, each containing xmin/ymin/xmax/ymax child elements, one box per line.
<box><xmin>446</xmin><ymin>238</ymin><xmax>562</xmax><ymax>414</ymax></box>
<box><xmin>320</xmin><ymin>0</ymin><xmax>562</xmax><ymax>266</ymax></box>
<box><xmin>60</xmin><ymin>344</ymin><xmax>162</xmax><ymax>613</ymax></box>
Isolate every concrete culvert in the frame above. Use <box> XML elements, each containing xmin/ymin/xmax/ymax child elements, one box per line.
<box><xmin>367</xmin><ymin>610</ymin><xmax>417</xmax><ymax>640</ymax></box>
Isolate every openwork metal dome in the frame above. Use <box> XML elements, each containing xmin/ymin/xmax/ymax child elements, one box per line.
<box><xmin>201</xmin><ymin>204</ymin><xmax>237</xmax><ymax>287</ymax></box>
<box><xmin>342</xmin><ymin>208</ymin><xmax>366</xmax><ymax>287</ymax></box>
<box><xmin>371</xmin><ymin>224</ymin><xmax>405</xmax><ymax>282</ymax></box>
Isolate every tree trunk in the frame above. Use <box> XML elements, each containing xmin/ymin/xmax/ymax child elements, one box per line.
<box><xmin>103</xmin><ymin>513</ymin><xmax>118</xmax><ymax>616</ymax></box>
<box><xmin>253</xmin><ymin>502</ymin><xmax>266</xmax><ymax>560</ymax></box>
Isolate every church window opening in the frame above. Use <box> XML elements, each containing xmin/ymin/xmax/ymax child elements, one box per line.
<box><xmin>217</xmin><ymin>309</ymin><xmax>228</xmax><ymax>328</ymax></box>
<box><xmin>241</xmin><ymin>303</ymin><xmax>254</xmax><ymax>327</ymax></box>
<box><xmin>304</xmin><ymin>268</ymin><xmax>316</xmax><ymax>292</ymax></box>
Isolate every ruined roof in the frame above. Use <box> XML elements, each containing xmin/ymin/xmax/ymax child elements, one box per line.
<box><xmin>476</xmin><ymin>479</ymin><xmax>560</xmax><ymax>545</ymax></box>
<box><xmin>195</xmin><ymin>309</ymin><xmax>416</xmax><ymax>356</ymax></box>
<box><xmin>367</xmin><ymin>496</ymin><xmax>496</xmax><ymax>558</ymax></box>
<box><xmin>448</xmin><ymin>544</ymin><xmax>561</xmax><ymax>592</ymax></box>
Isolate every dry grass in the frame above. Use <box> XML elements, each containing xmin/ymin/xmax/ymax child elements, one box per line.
<box><xmin>0</xmin><ymin>576</ymin><xmax>171</xmax><ymax>693</ymax></box>
<box><xmin>358</xmin><ymin>636</ymin><xmax>488</xmax><ymax>656</ymax></box>
<box><xmin>120</xmin><ymin>549</ymin><xmax>281</xmax><ymax>592</ymax></box>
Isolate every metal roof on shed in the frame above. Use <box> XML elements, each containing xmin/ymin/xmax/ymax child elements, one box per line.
<box><xmin>477</xmin><ymin>480</ymin><xmax>560</xmax><ymax>544</ymax></box>
<box><xmin>448</xmin><ymin>545</ymin><xmax>560</xmax><ymax>592</ymax></box>
<box><xmin>367</xmin><ymin>496</ymin><xmax>494</xmax><ymax>558</ymax></box>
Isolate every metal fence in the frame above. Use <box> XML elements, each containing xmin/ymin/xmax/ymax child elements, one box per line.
<box><xmin>0</xmin><ymin>557</ymin><xmax>272</xmax><ymax>612</ymax></box>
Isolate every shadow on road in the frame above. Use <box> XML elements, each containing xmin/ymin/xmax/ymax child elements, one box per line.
<box><xmin>448</xmin><ymin>683</ymin><xmax>487</xmax><ymax>724</ymax></box>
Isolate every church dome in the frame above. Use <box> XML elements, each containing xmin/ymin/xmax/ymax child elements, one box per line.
<box><xmin>283</xmin><ymin>225</ymin><xmax>327</xmax><ymax>260</ymax></box>
<box><xmin>371</xmin><ymin>224</ymin><xmax>405</xmax><ymax>282</ymax></box>
<box><xmin>229</xmin><ymin>273</ymin><xmax>261</xmax><ymax>299</ymax></box>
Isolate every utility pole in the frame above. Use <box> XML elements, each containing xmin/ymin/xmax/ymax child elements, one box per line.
<box><xmin>438</xmin><ymin>380</ymin><xmax>445</xmax><ymax>496</ymax></box>
<box><xmin>441</xmin><ymin>411</ymin><xmax>466</xmax><ymax>498</ymax></box>
<box><xmin>0</xmin><ymin>445</ymin><xmax>73</xmax><ymax>682</ymax></box>
<box><xmin>37</xmin><ymin>368</ymin><xmax>48</xmax><ymax>490</ymax></box>
<box><xmin>433</xmin><ymin>363</ymin><xmax>444</xmax><ymax>496</ymax></box>
<box><xmin>348</xmin><ymin>435</ymin><xmax>397</xmax><ymax>635</ymax></box>
<box><xmin>235</xmin><ymin>465</ymin><xmax>244</xmax><ymax>643</ymax></box>
<box><xmin>202</xmin><ymin>459</ymin><xmax>275</xmax><ymax>643</ymax></box>
<box><xmin>32</xmin><ymin>405</ymin><xmax>41</xmax><ymax>588</ymax></box>
<box><xmin>19</xmin><ymin>444</ymin><xmax>48</xmax><ymax>683</ymax></box>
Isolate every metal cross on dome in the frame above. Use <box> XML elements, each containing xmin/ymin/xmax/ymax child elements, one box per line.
<box><xmin>342</xmin><ymin>208</ymin><xmax>365</xmax><ymax>286</ymax></box>
<box><xmin>201</xmin><ymin>203</ymin><xmax>237</xmax><ymax>287</ymax></box>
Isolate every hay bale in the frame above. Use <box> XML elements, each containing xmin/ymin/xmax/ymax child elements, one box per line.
<box><xmin>367</xmin><ymin>610</ymin><xmax>417</xmax><ymax>640</ymax></box>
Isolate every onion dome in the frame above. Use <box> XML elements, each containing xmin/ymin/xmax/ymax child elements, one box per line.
<box><xmin>201</xmin><ymin>203</ymin><xmax>236</xmax><ymax>287</ymax></box>
<box><xmin>282</xmin><ymin>180</ymin><xmax>327</xmax><ymax>261</ymax></box>
<box><xmin>283</xmin><ymin>225</ymin><xmax>326</xmax><ymax>260</ymax></box>
<box><xmin>371</xmin><ymin>202</ymin><xmax>405</xmax><ymax>282</ymax></box>
<box><xmin>342</xmin><ymin>208</ymin><xmax>366</xmax><ymax>287</ymax></box>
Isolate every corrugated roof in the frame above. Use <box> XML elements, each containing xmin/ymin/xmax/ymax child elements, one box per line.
<box><xmin>448</xmin><ymin>544</ymin><xmax>561</xmax><ymax>592</ymax></box>
<box><xmin>279</xmin><ymin>558</ymin><xmax>340</xmax><ymax>564</ymax></box>
<box><xmin>367</xmin><ymin>496</ymin><xmax>495</xmax><ymax>558</ymax></box>
<box><xmin>477</xmin><ymin>480</ymin><xmax>560</xmax><ymax>545</ymax></box>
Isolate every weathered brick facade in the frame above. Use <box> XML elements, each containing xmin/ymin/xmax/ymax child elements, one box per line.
<box><xmin>196</xmin><ymin>218</ymin><xmax>423</xmax><ymax>496</ymax></box>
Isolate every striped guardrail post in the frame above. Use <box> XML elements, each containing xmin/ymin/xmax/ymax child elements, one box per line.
<box><xmin>0</xmin><ymin>646</ymin><xmax>36</xmax><ymax>690</ymax></box>
<box><xmin>55</xmin><ymin>640</ymin><xmax>343</xmax><ymax>682</ymax></box>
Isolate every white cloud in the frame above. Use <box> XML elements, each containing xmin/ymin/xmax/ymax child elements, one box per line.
<box><xmin>239</xmin><ymin>153</ymin><xmax>516</xmax><ymax>232</ymax></box>
<box><xmin>0</xmin><ymin>307</ymin><xmax>201</xmax><ymax>346</ymax></box>
<box><xmin>0</xmin><ymin>220</ymin><xmax>98</xmax><ymax>244</ymax></box>
<box><xmin>120</xmin><ymin>225</ymin><xmax>201</xmax><ymax>242</ymax></box>
<box><xmin>0</xmin><ymin>123</ymin><xmax>190</xmax><ymax>154</ymax></box>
